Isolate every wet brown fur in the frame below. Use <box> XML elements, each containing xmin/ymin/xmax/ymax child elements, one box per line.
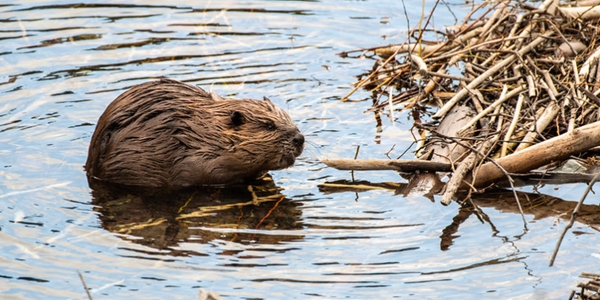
<box><xmin>85</xmin><ymin>78</ymin><xmax>304</xmax><ymax>188</ymax></box>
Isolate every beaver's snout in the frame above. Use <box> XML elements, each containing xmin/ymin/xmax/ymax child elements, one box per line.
<box><xmin>292</xmin><ymin>133</ymin><xmax>305</xmax><ymax>156</ymax></box>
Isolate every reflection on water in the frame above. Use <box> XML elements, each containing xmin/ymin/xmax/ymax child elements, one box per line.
<box><xmin>0</xmin><ymin>0</ymin><xmax>598</xmax><ymax>299</ymax></box>
<box><xmin>90</xmin><ymin>177</ymin><xmax>303</xmax><ymax>255</ymax></box>
<box><xmin>321</xmin><ymin>178</ymin><xmax>600</xmax><ymax>250</ymax></box>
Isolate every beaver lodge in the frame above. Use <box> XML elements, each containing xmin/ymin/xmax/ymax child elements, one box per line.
<box><xmin>323</xmin><ymin>0</ymin><xmax>600</xmax><ymax>207</ymax></box>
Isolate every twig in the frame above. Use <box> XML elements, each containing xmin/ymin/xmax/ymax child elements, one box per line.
<box><xmin>549</xmin><ymin>172</ymin><xmax>600</xmax><ymax>267</ymax></box>
<box><xmin>441</xmin><ymin>135</ymin><xmax>499</xmax><ymax>205</ymax></box>
<box><xmin>501</xmin><ymin>93</ymin><xmax>526</xmax><ymax>157</ymax></box>
<box><xmin>78</xmin><ymin>270</ymin><xmax>93</xmax><ymax>300</ymax></box>
<box><xmin>515</xmin><ymin>101</ymin><xmax>560</xmax><ymax>151</ymax></box>
<box><xmin>457</xmin><ymin>85</ymin><xmax>526</xmax><ymax>135</ymax></box>
<box><xmin>341</xmin><ymin>46</ymin><xmax>402</xmax><ymax>101</ymax></box>
<box><xmin>434</xmin><ymin>31</ymin><xmax>555</xmax><ymax>119</ymax></box>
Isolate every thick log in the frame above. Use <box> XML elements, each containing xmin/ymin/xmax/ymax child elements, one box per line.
<box><xmin>322</xmin><ymin>121</ymin><xmax>600</xmax><ymax>191</ymax></box>
<box><xmin>559</xmin><ymin>6</ymin><xmax>600</xmax><ymax>20</ymax></box>
<box><xmin>426</xmin><ymin>105</ymin><xmax>475</xmax><ymax>165</ymax></box>
<box><xmin>468</xmin><ymin>120</ymin><xmax>600</xmax><ymax>188</ymax></box>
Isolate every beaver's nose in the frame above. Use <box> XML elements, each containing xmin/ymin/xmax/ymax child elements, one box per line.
<box><xmin>292</xmin><ymin>133</ymin><xmax>305</xmax><ymax>153</ymax></box>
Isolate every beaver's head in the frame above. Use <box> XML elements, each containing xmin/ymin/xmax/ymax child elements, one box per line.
<box><xmin>180</xmin><ymin>94</ymin><xmax>305</xmax><ymax>184</ymax></box>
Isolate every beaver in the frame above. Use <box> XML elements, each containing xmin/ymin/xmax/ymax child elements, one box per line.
<box><xmin>85</xmin><ymin>78</ymin><xmax>304</xmax><ymax>188</ymax></box>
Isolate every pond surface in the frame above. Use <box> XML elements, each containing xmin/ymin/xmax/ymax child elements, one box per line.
<box><xmin>1</xmin><ymin>1</ymin><xmax>599</xmax><ymax>299</ymax></box>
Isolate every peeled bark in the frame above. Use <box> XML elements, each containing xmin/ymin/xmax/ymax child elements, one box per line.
<box><xmin>468</xmin><ymin>120</ymin><xmax>600</xmax><ymax>188</ymax></box>
<box><xmin>321</xmin><ymin>159</ymin><xmax>452</xmax><ymax>173</ymax></box>
<box><xmin>322</xmin><ymin>121</ymin><xmax>600</xmax><ymax>192</ymax></box>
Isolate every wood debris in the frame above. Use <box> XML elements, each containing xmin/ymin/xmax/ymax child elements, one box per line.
<box><xmin>328</xmin><ymin>0</ymin><xmax>600</xmax><ymax>202</ymax></box>
<box><xmin>572</xmin><ymin>272</ymin><xmax>600</xmax><ymax>300</ymax></box>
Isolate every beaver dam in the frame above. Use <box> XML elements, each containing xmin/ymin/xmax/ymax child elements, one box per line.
<box><xmin>323</xmin><ymin>0</ymin><xmax>600</xmax><ymax>207</ymax></box>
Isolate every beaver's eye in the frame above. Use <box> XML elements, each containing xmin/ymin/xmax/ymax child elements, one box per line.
<box><xmin>231</xmin><ymin>111</ymin><xmax>245</xmax><ymax>127</ymax></box>
<box><xmin>265</xmin><ymin>122</ymin><xmax>276</xmax><ymax>131</ymax></box>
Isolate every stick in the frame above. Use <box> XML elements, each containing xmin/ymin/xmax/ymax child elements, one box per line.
<box><xmin>441</xmin><ymin>135</ymin><xmax>499</xmax><ymax>205</ymax></box>
<box><xmin>501</xmin><ymin>93</ymin><xmax>526</xmax><ymax>157</ymax></box>
<box><xmin>549</xmin><ymin>172</ymin><xmax>600</xmax><ymax>267</ymax></box>
<box><xmin>321</xmin><ymin>158</ymin><xmax>453</xmax><ymax>173</ymax></box>
<box><xmin>559</xmin><ymin>6</ymin><xmax>600</xmax><ymax>20</ymax></box>
<box><xmin>515</xmin><ymin>101</ymin><xmax>560</xmax><ymax>151</ymax></box>
<box><xmin>469</xmin><ymin>120</ymin><xmax>600</xmax><ymax>188</ymax></box>
<box><xmin>340</xmin><ymin>44</ymin><xmax>402</xmax><ymax>101</ymax></box>
<box><xmin>579</xmin><ymin>47</ymin><xmax>600</xmax><ymax>80</ymax></box>
<box><xmin>456</xmin><ymin>85</ymin><xmax>526</xmax><ymax>135</ymax></box>
<box><xmin>78</xmin><ymin>270</ymin><xmax>93</xmax><ymax>300</ymax></box>
<box><xmin>375</xmin><ymin>43</ymin><xmax>448</xmax><ymax>58</ymax></box>
<box><xmin>409</xmin><ymin>55</ymin><xmax>462</xmax><ymax>107</ymax></box>
<box><xmin>433</xmin><ymin>29</ymin><xmax>554</xmax><ymax>119</ymax></box>
<box><xmin>479</xmin><ymin>1</ymin><xmax>509</xmax><ymax>43</ymax></box>
<box><xmin>409</xmin><ymin>54</ymin><xmax>428</xmax><ymax>76</ymax></box>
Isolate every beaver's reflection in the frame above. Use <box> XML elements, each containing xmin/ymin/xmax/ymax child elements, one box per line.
<box><xmin>90</xmin><ymin>177</ymin><xmax>303</xmax><ymax>255</ymax></box>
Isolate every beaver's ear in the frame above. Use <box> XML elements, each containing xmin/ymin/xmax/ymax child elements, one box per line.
<box><xmin>210</xmin><ymin>91</ymin><xmax>225</xmax><ymax>102</ymax></box>
<box><xmin>263</xmin><ymin>96</ymin><xmax>272</xmax><ymax>103</ymax></box>
<box><xmin>231</xmin><ymin>111</ymin><xmax>245</xmax><ymax>127</ymax></box>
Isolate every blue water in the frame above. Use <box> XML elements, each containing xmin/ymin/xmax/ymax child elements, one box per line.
<box><xmin>1</xmin><ymin>1</ymin><xmax>597</xmax><ymax>299</ymax></box>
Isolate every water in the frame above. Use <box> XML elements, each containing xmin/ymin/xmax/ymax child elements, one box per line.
<box><xmin>1</xmin><ymin>1</ymin><xmax>599</xmax><ymax>299</ymax></box>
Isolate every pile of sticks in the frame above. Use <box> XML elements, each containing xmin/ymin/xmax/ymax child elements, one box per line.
<box><xmin>328</xmin><ymin>0</ymin><xmax>600</xmax><ymax>203</ymax></box>
<box><xmin>571</xmin><ymin>272</ymin><xmax>600</xmax><ymax>300</ymax></box>
<box><xmin>347</xmin><ymin>0</ymin><xmax>600</xmax><ymax>129</ymax></box>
